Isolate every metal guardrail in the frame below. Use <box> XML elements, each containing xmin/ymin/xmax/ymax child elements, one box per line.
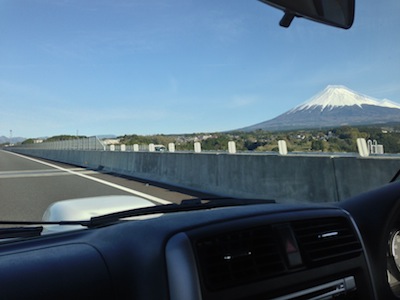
<box><xmin>15</xmin><ymin>136</ymin><xmax>106</xmax><ymax>151</ymax></box>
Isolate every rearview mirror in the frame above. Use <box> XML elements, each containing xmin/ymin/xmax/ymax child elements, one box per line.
<box><xmin>259</xmin><ymin>0</ymin><xmax>355</xmax><ymax>29</ymax></box>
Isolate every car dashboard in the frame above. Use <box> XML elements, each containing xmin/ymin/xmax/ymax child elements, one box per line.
<box><xmin>1</xmin><ymin>181</ymin><xmax>400</xmax><ymax>299</ymax></box>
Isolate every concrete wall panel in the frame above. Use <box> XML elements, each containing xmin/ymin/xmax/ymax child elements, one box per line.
<box><xmin>9</xmin><ymin>149</ymin><xmax>400</xmax><ymax>203</ymax></box>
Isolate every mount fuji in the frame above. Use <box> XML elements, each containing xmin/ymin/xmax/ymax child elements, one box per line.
<box><xmin>239</xmin><ymin>85</ymin><xmax>400</xmax><ymax>131</ymax></box>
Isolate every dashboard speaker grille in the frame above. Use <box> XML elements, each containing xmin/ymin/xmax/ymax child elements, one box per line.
<box><xmin>292</xmin><ymin>217</ymin><xmax>362</xmax><ymax>264</ymax></box>
<box><xmin>194</xmin><ymin>225</ymin><xmax>285</xmax><ymax>291</ymax></box>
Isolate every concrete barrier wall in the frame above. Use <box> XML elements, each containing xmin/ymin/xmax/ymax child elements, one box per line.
<box><xmin>10</xmin><ymin>148</ymin><xmax>400</xmax><ymax>203</ymax></box>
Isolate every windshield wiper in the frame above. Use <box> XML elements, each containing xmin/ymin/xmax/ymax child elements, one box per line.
<box><xmin>0</xmin><ymin>220</ymin><xmax>91</xmax><ymax>239</ymax></box>
<box><xmin>390</xmin><ymin>168</ymin><xmax>400</xmax><ymax>182</ymax></box>
<box><xmin>0</xmin><ymin>226</ymin><xmax>43</xmax><ymax>239</ymax></box>
<box><xmin>0</xmin><ymin>220</ymin><xmax>92</xmax><ymax>239</ymax></box>
<box><xmin>0</xmin><ymin>198</ymin><xmax>274</xmax><ymax>233</ymax></box>
<box><xmin>0</xmin><ymin>220</ymin><xmax>90</xmax><ymax>234</ymax></box>
<box><xmin>88</xmin><ymin>197</ymin><xmax>275</xmax><ymax>228</ymax></box>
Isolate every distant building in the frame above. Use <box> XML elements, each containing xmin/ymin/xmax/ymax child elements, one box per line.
<box><xmin>102</xmin><ymin>139</ymin><xmax>121</xmax><ymax>145</ymax></box>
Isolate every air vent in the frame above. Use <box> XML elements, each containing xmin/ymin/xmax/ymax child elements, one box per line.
<box><xmin>194</xmin><ymin>225</ymin><xmax>285</xmax><ymax>291</ymax></box>
<box><xmin>292</xmin><ymin>217</ymin><xmax>362</xmax><ymax>265</ymax></box>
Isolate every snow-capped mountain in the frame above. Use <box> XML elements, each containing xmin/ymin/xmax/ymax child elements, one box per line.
<box><xmin>290</xmin><ymin>85</ymin><xmax>400</xmax><ymax>112</ymax></box>
<box><xmin>239</xmin><ymin>85</ymin><xmax>400</xmax><ymax>131</ymax></box>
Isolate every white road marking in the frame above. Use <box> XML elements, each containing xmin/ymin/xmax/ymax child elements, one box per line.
<box><xmin>4</xmin><ymin>151</ymin><xmax>171</xmax><ymax>205</ymax></box>
<box><xmin>0</xmin><ymin>169</ymin><xmax>98</xmax><ymax>179</ymax></box>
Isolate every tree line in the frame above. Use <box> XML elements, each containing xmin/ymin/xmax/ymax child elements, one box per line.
<box><xmin>118</xmin><ymin>125</ymin><xmax>400</xmax><ymax>153</ymax></box>
<box><xmin>20</xmin><ymin>125</ymin><xmax>400</xmax><ymax>154</ymax></box>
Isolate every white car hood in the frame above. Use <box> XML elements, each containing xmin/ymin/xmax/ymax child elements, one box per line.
<box><xmin>42</xmin><ymin>195</ymin><xmax>161</xmax><ymax>234</ymax></box>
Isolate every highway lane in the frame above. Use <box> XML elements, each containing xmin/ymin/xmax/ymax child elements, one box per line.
<box><xmin>0</xmin><ymin>150</ymin><xmax>212</xmax><ymax>221</ymax></box>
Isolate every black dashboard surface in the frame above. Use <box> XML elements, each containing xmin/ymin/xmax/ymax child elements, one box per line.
<box><xmin>3</xmin><ymin>181</ymin><xmax>399</xmax><ymax>300</ymax></box>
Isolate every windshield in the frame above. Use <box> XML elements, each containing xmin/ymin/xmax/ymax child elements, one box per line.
<box><xmin>0</xmin><ymin>0</ymin><xmax>399</xmax><ymax>222</ymax></box>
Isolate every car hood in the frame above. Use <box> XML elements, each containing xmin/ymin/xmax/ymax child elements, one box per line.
<box><xmin>42</xmin><ymin>195</ymin><xmax>160</xmax><ymax>234</ymax></box>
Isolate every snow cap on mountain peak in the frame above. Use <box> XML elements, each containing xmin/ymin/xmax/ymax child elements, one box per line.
<box><xmin>291</xmin><ymin>85</ymin><xmax>400</xmax><ymax>112</ymax></box>
<box><xmin>380</xmin><ymin>99</ymin><xmax>400</xmax><ymax>109</ymax></box>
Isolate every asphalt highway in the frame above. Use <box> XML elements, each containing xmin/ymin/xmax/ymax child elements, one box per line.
<box><xmin>0</xmin><ymin>150</ymin><xmax>212</xmax><ymax>221</ymax></box>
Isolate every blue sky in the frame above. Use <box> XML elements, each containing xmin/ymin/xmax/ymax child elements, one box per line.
<box><xmin>0</xmin><ymin>0</ymin><xmax>399</xmax><ymax>138</ymax></box>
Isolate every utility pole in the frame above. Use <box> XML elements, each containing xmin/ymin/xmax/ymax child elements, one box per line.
<box><xmin>9</xmin><ymin>130</ymin><xmax>13</xmax><ymax>146</ymax></box>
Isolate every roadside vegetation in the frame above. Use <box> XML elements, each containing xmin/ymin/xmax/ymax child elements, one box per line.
<box><xmin>117</xmin><ymin>125</ymin><xmax>400</xmax><ymax>154</ymax></box>
<box><xmin>17</xmin><ymin>125</ymin><xmax>400</xmax><ymax>154</ymax></box>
